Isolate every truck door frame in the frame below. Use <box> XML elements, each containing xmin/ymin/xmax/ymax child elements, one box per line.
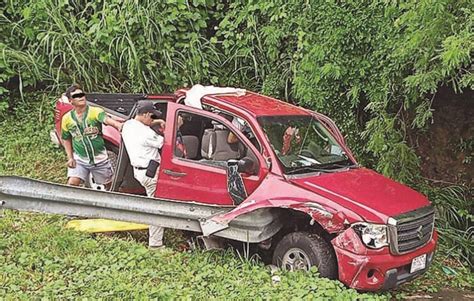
<box><xmin>155</xmin><ymin>102</ymin><xmax>269</xmax><ymax>205</ymax></box>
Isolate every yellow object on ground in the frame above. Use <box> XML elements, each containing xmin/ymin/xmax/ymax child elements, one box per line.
<box><xmin>66</xmin><ymin>219</ymin><xmax>149</xmax><ymax>233</ymax></box>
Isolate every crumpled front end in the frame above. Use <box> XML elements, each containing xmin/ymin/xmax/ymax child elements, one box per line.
<box><xmin>332</xmin><ymin>223</ymin><xmax>438</xmax><ymax>291</ymax></box>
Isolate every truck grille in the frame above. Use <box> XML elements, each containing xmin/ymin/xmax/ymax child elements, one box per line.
<box><xmin>388</xmin><ymin>205</ymin><xmax>435</xmax><ymax>255</ymax></box>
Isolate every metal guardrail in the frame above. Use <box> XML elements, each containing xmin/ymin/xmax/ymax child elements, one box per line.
<box><xmin>0</xmin><ymin>176</ymin><xmax>282</xmax><ymax>243</ymax></box>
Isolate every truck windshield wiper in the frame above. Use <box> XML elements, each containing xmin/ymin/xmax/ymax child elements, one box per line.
<box><xmin>285</xmin><ymin>166</ymin><xmax>329</xmax><ymax>175</ymax></box>
<box><xmin>286</xmin><ymin>160</ymin><xmax>357</xmax><ymax>175</ymax></box>
<box><xmin>316</xmin><ymin>160</ymin><xmax>356</xmax><ymax>169</ymax></box>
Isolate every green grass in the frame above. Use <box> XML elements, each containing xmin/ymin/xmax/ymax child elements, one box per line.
<box><xmin>0</xmin><ymin>211</ymin><xmax>385</xmax><ymax>300</ymax></box>
<box><xmin>390</xmin><ymin>253</ymin><xmax>473</xmax><ymax>299</ymax></box>
<box><xmin>1</xmin><ymin>97</ymin><xmax>472</xmax><ymax>299</ymax></box>
<box><xmin>0</xmin><ymin>95</ymin><xmax>64</xmax><ymax>182</ymax></box>
<box><xmin>426</xmin><ymin>185</ymin><xmax>473</xmax><ymax>267</ymax></box>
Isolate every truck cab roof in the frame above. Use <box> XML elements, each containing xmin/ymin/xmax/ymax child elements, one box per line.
<box><xmin>175</xmin><ymin>89</ymin><xmax>311</xmax><ymax>118</ymax></box>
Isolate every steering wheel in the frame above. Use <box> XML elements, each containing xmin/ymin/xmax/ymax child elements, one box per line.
<box><xmin>300</xmin><ymin>149</ymin><xmax>318</xmax><ymax>158</ymax></box>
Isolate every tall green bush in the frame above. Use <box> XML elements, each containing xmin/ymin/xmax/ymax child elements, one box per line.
<box><xmin>1</xmin><ymin>0</ymin><xmax>223</xmax><ymax>97</ymax></box>
<box><xmin>216</xmin><ymin>0</ymin><xmax>473</xmax><ymax>184</ymax></box>
<box><xmin>427</xmin><ymin>185</ymin><xmax>473</xmax><ymax>266</ymax></box>
<box><xmin>2</xmin><ymin>1</ymin><xmax>471</xmax><ymax>180</ymax></box>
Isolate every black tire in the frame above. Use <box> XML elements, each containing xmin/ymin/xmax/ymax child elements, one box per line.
<box><xmin>272</xmin><ymin>231</ymin><xmax>337</xmax><ymax>279</ymax></box>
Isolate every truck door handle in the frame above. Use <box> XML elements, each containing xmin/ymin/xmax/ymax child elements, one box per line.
<box><xmin>163</xmin><ymin>169</ymin><xmax>187</xmax><ymax>177</ymax></box>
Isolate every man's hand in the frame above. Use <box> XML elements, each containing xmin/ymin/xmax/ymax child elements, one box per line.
<box><xmin>67</xmin><ymin>158</ymin><xmax>76</xmax><ymax>168</ymax></box>
<box><xmin>152</xmin><ymin>119</ymin><xmax>165</xmax><ymax>129</ymax></box>
<box><xmin>177</xmin><ymin>115</ymin><xmax>184</xmax><ymax>129</ymax></box>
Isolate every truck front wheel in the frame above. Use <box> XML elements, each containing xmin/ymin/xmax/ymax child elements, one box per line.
<box><xmin>272</xmin><ymin>232</ymin><xmax>337</xmax><ymax>279</ymax></box>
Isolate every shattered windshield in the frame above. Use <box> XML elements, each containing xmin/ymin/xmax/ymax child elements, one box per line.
<box><xmin>258</xmin><ymin>115</ymin><xmax>353</xmax><ymax>174</ymax></box>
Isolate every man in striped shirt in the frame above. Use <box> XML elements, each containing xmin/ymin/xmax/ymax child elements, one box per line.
<box><xmin>61</xmin><ymin>84</ymin><xmax>123</xmax><ymax>187</ymax></box>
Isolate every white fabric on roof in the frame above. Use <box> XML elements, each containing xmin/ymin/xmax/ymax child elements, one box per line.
<box><xmin>184</xmin><ymin>84</ymin><xmax>246</xmax><ymax>109</ymax></box>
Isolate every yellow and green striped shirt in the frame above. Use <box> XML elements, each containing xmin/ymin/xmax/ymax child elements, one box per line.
<box><xmin>61</xmin><ymin>106</ymin><xmax>108</xmax><ymax>164</ymax></box>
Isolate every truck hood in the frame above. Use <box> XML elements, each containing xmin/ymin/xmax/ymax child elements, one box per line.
<box><xmin>289</xmin><ymin>167</ymin><xmax>431</xmax><ymax>223</ymax></box>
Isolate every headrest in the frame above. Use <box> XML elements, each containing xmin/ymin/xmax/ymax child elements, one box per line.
<box><xmin>201</xmin><ymin>129</ymin><xmax>216</xmax><ymax>159</ymax></box>
<box><xmin>182</xmin><ymin>135</ymin><xmax>199</xmax><ymax>159</ymax></box>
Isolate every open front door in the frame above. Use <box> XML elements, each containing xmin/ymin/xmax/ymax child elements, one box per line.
<box><xmin>111</xmin><ymin>138</ymin><xmax>146</xmax><ymax>195</ymax></box>
<box><xmin>155</xmin><ymin>102</ymin><xmax>268</xmax><ymax>206</ymax></box>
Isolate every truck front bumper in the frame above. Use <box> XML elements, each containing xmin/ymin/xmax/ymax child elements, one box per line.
<box><xmin>332</xmin><ymin>229</ymin><xmax>438</xmax><ymax>291</ymax></box>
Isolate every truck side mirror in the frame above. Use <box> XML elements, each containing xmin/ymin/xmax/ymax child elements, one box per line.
<box><xmin>226</xmin><ymin>160</ymin><xmax>248</xmax><ymax>205</ymax></box>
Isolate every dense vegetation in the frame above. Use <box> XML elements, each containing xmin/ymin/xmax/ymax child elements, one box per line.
<box><xmin>2</xmin><ymin>0</ymin><xmax>472</xmax><ymax>182</ymax></box>
<box><xmin>1</xmin><ymin>104</ymin><xmax>473</xmax><ymax>298</ymax></box>
<box><xmin>1</xmin><ymin>0</ymin><xmax>472</xmax><ymax>297</ymax></box>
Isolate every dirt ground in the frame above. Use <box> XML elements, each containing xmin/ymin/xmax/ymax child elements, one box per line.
<box><xmin>406</xmin><ymin>289</ymin><xmax>474</xmax><ymax>300</ymax></box>
<box><xmin>415</xmin><ymin>86</ymin><xmax>474</xmax><ymax>186</ymax></box>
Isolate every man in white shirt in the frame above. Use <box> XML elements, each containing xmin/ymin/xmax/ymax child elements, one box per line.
<box><xmin>121</xmin><ymin>100</ymin><xmax>165</xmax><ymax>248</ymax></box>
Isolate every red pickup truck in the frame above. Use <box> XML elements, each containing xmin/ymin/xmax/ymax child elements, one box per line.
<box><xmin>51</xmin><ymin>89</ymin><xmax>437</xmax><ymax>291</ymax></box>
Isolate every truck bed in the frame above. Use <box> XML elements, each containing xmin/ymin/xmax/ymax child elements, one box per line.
<box><xmin>86</xmin><ymin>93</ymin><xmax>177</xmax><ymax>118</ymax></box>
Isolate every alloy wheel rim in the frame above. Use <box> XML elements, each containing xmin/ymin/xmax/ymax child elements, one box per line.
<box><xmin>281</xmin><ymin>247</ymin><xmax>311</xmax><ymax>271</ymax></box>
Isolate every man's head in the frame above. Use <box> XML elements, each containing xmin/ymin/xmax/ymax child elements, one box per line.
<box><xmin>65</xmin><ymin>84</ymin><xmax>86</xmax><ymax>108</ymax></box>
<box><xmin>135</xmin><ymin>100</ymin><xmax>162</xmax><ymax>126</ymax></box>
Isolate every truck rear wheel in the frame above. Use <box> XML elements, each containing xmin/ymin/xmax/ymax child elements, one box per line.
<box><xmin>272</xmin><ymin>231</ymin><xmax>337</xmax><ymax>279</ymax></box>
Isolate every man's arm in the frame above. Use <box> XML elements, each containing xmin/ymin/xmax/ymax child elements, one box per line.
<box><xmin>150</xmin><ymin>119</ymin><xmax>166</xmax><ymax>134</ymax></box>
<box><xmin>145</xmin><ymin>131</ymin><xmax>164</xmax><ymax>149</ymax></box>
<box><xmin>151</xmin><ymin>119</ymin><xmax>165</xmax><ymax>129</ymax></box>
<box><xmin>228</xmin><ymin>132</ymin><xmax>239</xmax><ymax>144</ymax></box>
<box><xmin>62</xmin><ymin>138</ymin><xmax>76</xmax><ymax>168</ymax></box>
<box><xmin>104</xmin><ymin>116</ymin><xmax>123</xmax><ymax>132</ymax></box>
<box><xmin>61</xmin><ymin>114</ymin><xmax>76</xmax><ymax>168</ymax></box>
<box><xmin>228</xmin><ymin>117</ymin><xmax>244</xmax><ymax>144</ymax></box>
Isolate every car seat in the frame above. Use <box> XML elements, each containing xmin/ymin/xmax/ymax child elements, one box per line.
<box><xmin>201</xmin><ymin>122</ymin><xmax>243</xmax><ymax>162</ymax></box>
<box><xmin>181</xmin><ymin>135</ymin><xmax>199</xmax><ymax>159</ymax></box>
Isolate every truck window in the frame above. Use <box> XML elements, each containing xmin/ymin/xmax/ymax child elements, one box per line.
<box><xmin>258</xmin><ymin>115</ymin><xmax>353</xmax><ymax>174</ymax></box>
<box><xmin>173</xmin><ymin>111</ymin><xmax>254</xmax><ymax>168</ymax></box>
<box><xmin>203</xmin><ymin>106</ymin><xmax>262</xmax><ymax>153</ymax></box>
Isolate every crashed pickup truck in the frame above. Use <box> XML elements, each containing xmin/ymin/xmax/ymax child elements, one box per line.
<box><xmin>4</xmin><ymin>88</ymin><xmax>436</xmax><ymax>291</ymax></box>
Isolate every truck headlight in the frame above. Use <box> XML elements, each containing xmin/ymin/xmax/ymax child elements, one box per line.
<box><xmin>352</xmin><ymin>223</ymin><xmax>388</xmax><ymax>249</ymax></box>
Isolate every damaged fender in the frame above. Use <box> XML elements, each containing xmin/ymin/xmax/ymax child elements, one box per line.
<box><xmin>202</xmin><ymin>198</ymin><xmax>345</xmax><ymax>236</ymax></box>
<box><xmin>201</xmin><ymin>175</ymin><xmax>362</xmax><ymax>237</ymax></box>
<box><xmin>201</xmin><ymin>176</ymin><xmax>350</xmax><ymax>236</ymax></box>
<box><xmin>331</xmin><ymin>227</ymin><xmax>369</xmax><ymax>288</ymax></box>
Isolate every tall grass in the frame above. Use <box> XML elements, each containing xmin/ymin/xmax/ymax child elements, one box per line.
<box><xmin>428</xmin><ymin>185</ymin><xmax>473</xmax><ymax>267</ymax></box>
<box><xmin>1</xmin><ymin>0</ymin><xmax>223</xmax><ymax>96</ymax></box>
